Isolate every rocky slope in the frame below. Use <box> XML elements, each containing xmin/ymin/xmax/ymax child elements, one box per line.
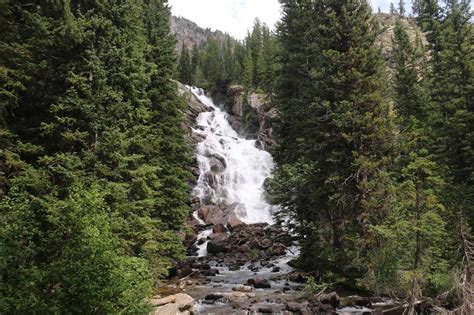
<box><xmin>171</xmin><ymin>16</ymin><xmax>238</xmax><ymax>53</ymax></box>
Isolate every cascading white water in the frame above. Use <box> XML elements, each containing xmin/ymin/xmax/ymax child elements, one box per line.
<box><xmin>190</xmin><ymin>87</ymin><xmax>275</xmax><ymax>225</ymax></box>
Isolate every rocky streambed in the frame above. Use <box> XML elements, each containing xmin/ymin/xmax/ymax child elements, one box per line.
<box><xmin>155</xmin><ymin>220</ymin><xmax>409</xmax><ymax>315</ymax></box>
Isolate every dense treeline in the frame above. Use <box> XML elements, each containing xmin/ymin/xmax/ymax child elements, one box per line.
<box><xmin>176</xmin><ymin>19</ymin><xmax>278</xmax><ymax>96</ymax></box>
<box><xmin>0</xmin><ymin>0</ymin><xmax>190</xmax><ymax>313</ymax></box>
<box><xmin>270</xmin><ymin>0</ymin><xmax>472</xmax><ymax>307</ymax></box>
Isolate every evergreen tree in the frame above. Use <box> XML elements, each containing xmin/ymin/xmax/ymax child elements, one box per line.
<box><xmin>368</xmin><ymin>19</ymin><xmax>450</xmax><ymax>297</ymax></box>
<box><xmin>201</xmin><ymin>38</ymin><xmax>221</xmax><ymax>87</ymax></box>
<box><xmin>242</xmin><ymin>49</ymin><xmax>254</xmax><ymax>91</ymax></box>
<box><xmin>0</xmin><ymin>0</ymin><xmax>190</xmax><ymax>311</ymax></box>
<box><xmin>391</xmin><ymin>2</ymin><xmax>398</xmax><ymax>15</ymax></box>
<box><xmin>392</xmin><ymin>19</ymin><xmax>430</xmax><ymax>125</ymax></box>
<box><xmin>178</xmin><ymin>44</ymin><xmax>193</xmax><ymax>85</ymax></box>
<box><xmin>272</xmin><ymin>0</ymin><xmax>395</xmax><ymax>276</ymax></box>
<box><xmin>223</xmin><ymin>36</ymin><xmax>235</xmax><ymax>81</ymax></box>
<box><xmin>191</xmin><ymin>43</ymin><xmax>200</xmax><ymax>84</ymax></box>
<box><xmin>399</xmin><ymin>0</ymin><xmax>406</xmax><ymax>16</ymax></box>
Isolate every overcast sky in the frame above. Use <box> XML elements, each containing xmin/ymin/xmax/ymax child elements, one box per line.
<box><xmin>168</xmin><ymin>0</ymin><xmax>397</xmax><ymax>39</ymax></box>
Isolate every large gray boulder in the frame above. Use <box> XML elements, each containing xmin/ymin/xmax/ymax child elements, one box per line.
<box><xmin>150</xmin><ymin>293</ymin><xmax>194</xmax><ymax>315</ymax></box>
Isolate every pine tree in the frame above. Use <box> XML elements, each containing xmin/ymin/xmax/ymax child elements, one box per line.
<box><xmin>390</xmin><ymin>2</ymin><xmax>398</xmax><ymax>15</ymax></box>
<box><xmin>178</xmin><ymin>44</ymin><xmax>192</xmax><ymax>85</ymax></box>
<box><xmin>434</xmin><ymin>0</ymin><xmax>473</xmax><ymax>183</ymax></box>
<box><xmin>273</xmin><ymin>0</ymin><xmax>395</xmax><ymax>276</ymax></box>
<box><xmin>242</xmin><ymin>49</ymin><xmax>254</xmax><ymax>91</ymax></box>
<box><xmin>368</xmin><ymin>19</ymin><xmax>450</xmax><ymax>296</ymax></box>
<box><xmin>399</xmin><ymin>0</ymin><xmax>406</xmax><ymax>16</ymax></box>
<box><xmin>392</xmin><ymin>19</ymin><xmax>430</xmax><ymax>125</ymax></box>
<box><xmin>191</xmin><ymin>43</ymin><xmax>200</xmax><ymax>84</ymax></box>
<box><xmin>0</xmin><ymin>0</ymin><xmax>190</xmax><ymax>311</ymax></box>
<box><xmin>223</xmin><ymin>36</ymin><xmax>235</xmax><ymax>81</ymax></box>
<box><xmin>201</xmin><ymin>38</ymin><xmax>221</xmax><ymax>87</ymax></box>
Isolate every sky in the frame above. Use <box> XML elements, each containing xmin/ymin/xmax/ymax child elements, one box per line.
<box><xmin>168</xmin><ymin>0</ymin><xmax>396</xmax><ymax>39</ymax></box>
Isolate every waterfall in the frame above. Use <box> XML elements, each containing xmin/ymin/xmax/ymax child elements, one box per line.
<box><xmin>190</xmin><ymin>87</ymin><xmax>275</xmax><ymax>225</ymax></box>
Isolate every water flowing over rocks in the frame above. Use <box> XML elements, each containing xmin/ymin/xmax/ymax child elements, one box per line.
<box><xmin>165</xmin><ymin>84</ymin><xmax>409</xmax><ymax>314</ymax></box>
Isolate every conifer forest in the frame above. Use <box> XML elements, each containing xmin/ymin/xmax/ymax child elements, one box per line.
<box><xmin>0</xmin><ymin>0</ymin><xmax>472</xmax><ymax>314</ymax></box>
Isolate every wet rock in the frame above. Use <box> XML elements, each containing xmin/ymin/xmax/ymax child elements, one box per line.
<box><xmin>319</xmin><ymin>303</ymin><xmax>334</xmax><ymax>313</ymax></box>
<box><xmin>351</xmin><ymin>296</ymin><xmax>372</xmax><ymax>307</ymax></box>
<box><xmin>176</xmin><ymin>264</ymin><xmax>193</xmax><ymax>278</ymax></box>
<box><xmin>271</xmin><ymin>243</ymin><xmax>287</xmax><ymax>256</ymax></box>
<box><xmin>209</xmin><ymin>157</ymin><xmax>225</xmax><ymax>173</ymax></box>
<box><xmin>228</xmin><ymin>291</ymin><xmax>249</xmax><ymax>304</ymax></box>
<box><xmin>271</xmin><ymin>266</ymin><xmax>281</xmax><ymax>273</ymax></box>
<box><xmin>198</xmin><ymin>205</ymin><xmax>226</xmax><ymax>225</ymax></box>
<box><xmin>319</xmin><ymin>292</ymin><xmax>340</xmax><ymax>308</ymax></box>
<box><xmin>288</xmin><ymin>272</ymin><xmax>306</xmax><ymax>283</ymax></box>
<box><xmin>249</xmin><ymin>263</ymin><xmax>260</xmax><ymax>272</ymax></box>
<box><xmin>247</xmin><ymin>278</ymin><xmax>271</xmax><ymax>289</ymax></box>
<box><xmin>201</xmin><ymin>268</ymin><xmax>219</xmax><ymax>276</ymax></box>
<box><xmin>197</xmin><ymin>238</ymin><xmax>205</xmax><ymax>245</ymax></box>
<box><xmin>257</xmin><ymin>306</ymin><xmax>273</xmax><ymax>313</ymax></box>
<box><xmin>207</xmin><ymin>236</ymin><xmax>228</xmax><ymax>254</ymax></box>
<box><xmin>212</xmin><ymin>223</ymin><xmax>227</xmax><ymax>234</ymax></box>
<box><xmin>286</xmin><ymin>302</ymin><xmax>311</xmax><ymax>314</ymax></box>
<box><xmin>203</xmin><ymin>172</ymin><xmax>219</xmax><ymax>189</ymax></box>
<box><xmin>205</xmin><ymin>293</ymin><xmax>224</xmax><ymax>301</ymax></box>
<box><xmin>227</xmin><ymin>213</ymin><xmax>245</xmax><ymax>230</ymax></box>
<box><xmin>232</xmin><ymin>285</ymin><xmax>253</xmax><ymax>293</ymax></box>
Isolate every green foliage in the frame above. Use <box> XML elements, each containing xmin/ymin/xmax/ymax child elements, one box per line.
<box><xmin>0</xmin><ymin>182</ymin><xmax>152</xmax><ymax>314</ymax></box>
<box><xmin>178</xmin><ymin>44</ymin><xmax>193</xmax><ymax>85</ymax></box>
<box><xmin>0</xmin><ymin>0</ymin><xmax>190</xmax><ymax>312</ymax></box>
<box><xmin>273</xmin><ymin>0</ymin><xmax>396</xmax><ymax>277</ymax></box>
<box><xmin>183</xmin><ymin>18</ymin><xmax>278</xmax><ymax>97</ymax></box>
<box><xmin>304</xmin><ymin>276</ymin><xmax>328</xmax><ymax>294</ymax></box>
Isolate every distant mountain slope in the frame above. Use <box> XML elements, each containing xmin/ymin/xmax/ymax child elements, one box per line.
<box><xmin>171</xmin><ymin>13</ymin><xmax>425</xmax><ymax>58</ymax></box>
<box><xmin>170</xmin><ymin>16</ymin><xmax>237</xmax><ymax>52</ymax></box>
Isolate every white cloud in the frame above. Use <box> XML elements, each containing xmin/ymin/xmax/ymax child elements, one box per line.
<box><xmin>168</xmin><ymin>0</ymin><xmax>281</xmax><ymax>39</ymax></box>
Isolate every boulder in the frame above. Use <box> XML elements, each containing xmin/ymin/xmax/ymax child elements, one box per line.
<box><xmin>207</xmin><ymin>240</ymin><xmax>227</xmax><ymax>255</ymax></box>
<box><xmin>238</xmin><ymin>244</ymin><xmax>251</xmax><ymax>253</ymax></box>
<box><xmin>212</xmin><ymin>223</ymin><xmax>227</xmax><ymax>234</ymax></box>
<box><xmin>351</xmin><ymin>296</ymin><xmax>372</xmax><ymax>307</ymax></box>
<box><xmin>228</xmin><ymin>291</ymin><xmax>249</xmax><ymax>304</ymax></box>
<box><xmin>247</xmin><ymin>92</ymin><xmax>266</xmax><ymax>110</ymax></box>
<box><xmin>257</xmin><ymin>306</ymin><xmax>273</xmax><ymax>313</ymax></box>
<box><xmin>198</xmin><ymin>205</ymin><xmax>225</xmax><ymax>225</ymax></box>
<box><xmin>319</xmin><ymin>292</ymin><xmax>340</xmax><ymax>308</ymax></box>
<box><xmin>205</xmin><ymin>293</ymin><xmax>224</xmax><ymax>301</ymax></box>
<box><xmin>175</xmin><ymin>264</ymin><xmax>193</xmax><ymax>279</ymax></box>
<box><xmin>208</xmin><ymin>157</ymin><xmax>225</xmax><ymax>173</ymax></box>
<box><xmin>247</xmin><ymin>278</ymin><xmax>271</xmax><ymax>289</ymax></box>
<box><xmin>150</xmin><ymin>293</ymin><xmax>194</xmax><ymax>315</ymax></box>
<box><xmin>271</xmin><ymin>266</ymin><xmax>281</xmax><ymax>273</ymax></box>
<box><xmin>226</xmin><ymin>214</ymin><xmax>245</xmax><ymax>230</ymax></box>
<box><xmin>288</xmin><ymin>272</ymin><xmax>306</xmax><ymax>283</ymax></box>
<box><xmin>232</xmin><ymin>285</ymin><xmax>253</xmax><ymax>293</ymax></box>
<box><xmin>201</xmin><ymin>268</ymin><xmax>219</xmax><ymax>277</ymax></box>
<box><xmin>271</xmin><ymin>243</ymin><xmax>287</xmax><ymax>256</ymax></box>
<box><xmin>286</xmin><ymin>302</ymin><xmax>311</xmax><ymax>314</ymax></box>
<box><xmin>319</xmin><ymin>303</ymin><xmax>334</xmax><ymax>313</ymax></box>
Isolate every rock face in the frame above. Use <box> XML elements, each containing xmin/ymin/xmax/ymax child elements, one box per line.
<box><xmin>170</xmin><ymin>16</ymin><xmax>234</xmax><ymax>54</ymax></box>
<box><xmin>150</xmin><ymin>293</ymin><xmax>194</xmax><ymax>315</ymax></box>
<box><xmin>177</xmin><ymin>81</ymin><xmax>211</xmax><ymax>147</ymax></box>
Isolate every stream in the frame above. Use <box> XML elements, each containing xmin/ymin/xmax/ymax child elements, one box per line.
<box><xmin>177</xmin><ymin>87</ymin><xmax>401</xmax><ymax>315</ymax></box>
